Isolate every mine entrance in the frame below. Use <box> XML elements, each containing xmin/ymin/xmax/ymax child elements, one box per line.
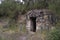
<box><xmin>30</xmin><ymin>17</ymin><xmax>36</xmax><ymax>32</ymax></box>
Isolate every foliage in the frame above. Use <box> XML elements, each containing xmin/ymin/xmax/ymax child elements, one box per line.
<box><xmin>0</xmin><ymin>0</ymin><xmax>22</xmax><ymax>18</ymax></box>
<box><xmin>48</xmin><ymin>0</ymin><xmax>60</xmax><ymax>15</ymax></box>
<box><xmin>0</xmin><ymin>0</ymin><xmax>60</xmax><ymax>18</ymax></box>
<box><xmin>46</xmin><ymin>26</ymin><xmax>60</xmax><ymax>40</ymax></box>
<box><xmin>0</xmin><ymin>0</ymin><xmax>49</xmax><ymax>16</ymax></box>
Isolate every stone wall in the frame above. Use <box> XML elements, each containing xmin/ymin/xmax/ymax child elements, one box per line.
<box><xmin>26</xmin><ymin>9</ymin><xmax>56</xmax><ymax>32</ymax></box>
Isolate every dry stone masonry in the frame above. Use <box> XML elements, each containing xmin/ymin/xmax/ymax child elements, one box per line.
<box><xmin>26</xmin><ymin>9</ymin><xmax>56</xmax><ymax>32</ymax></box>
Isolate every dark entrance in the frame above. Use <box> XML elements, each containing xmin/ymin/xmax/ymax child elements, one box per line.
<box><xmin>30</xmin><ymin>17</ymin><xmax>36</xmax><ymax>32</ymax></box>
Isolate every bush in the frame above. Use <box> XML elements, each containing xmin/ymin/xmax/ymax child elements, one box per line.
<box><xmin>46</xmin><ymin>27</ymin><xmax>60</xmax><ymax>40</ymax></box>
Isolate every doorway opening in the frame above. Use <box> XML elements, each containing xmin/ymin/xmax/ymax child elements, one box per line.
<box><xmin>30</xmin><ymin>17</ymin><xmax>36</xmax><ymax>32</ymax></box>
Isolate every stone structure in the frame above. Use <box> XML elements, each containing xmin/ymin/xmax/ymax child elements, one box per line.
<box><xmin>26</xmin><ymin>9</ymin><xmax>56</xmax><ymax>32</ymax></box>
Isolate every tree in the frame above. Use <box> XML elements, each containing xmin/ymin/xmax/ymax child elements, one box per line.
<box><xmin>48</xmin><ymin>0</ymin><xmax>60</xmax><ymax>15</ymax></box>
<box><xmin>0</xmin><ymin>0</ymin><xmax>22</xmax><ymax>18</ymax></box>
<box><xmin>23</xmin><ymin>0</ymin><xmax>49</xmax><ymax>9</ymax></box>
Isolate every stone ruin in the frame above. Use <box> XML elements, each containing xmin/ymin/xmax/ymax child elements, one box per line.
<box><xmin>26</xmin><ymin>9</ymin><xmax>56</xmax><ymax>32</ymax></box>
